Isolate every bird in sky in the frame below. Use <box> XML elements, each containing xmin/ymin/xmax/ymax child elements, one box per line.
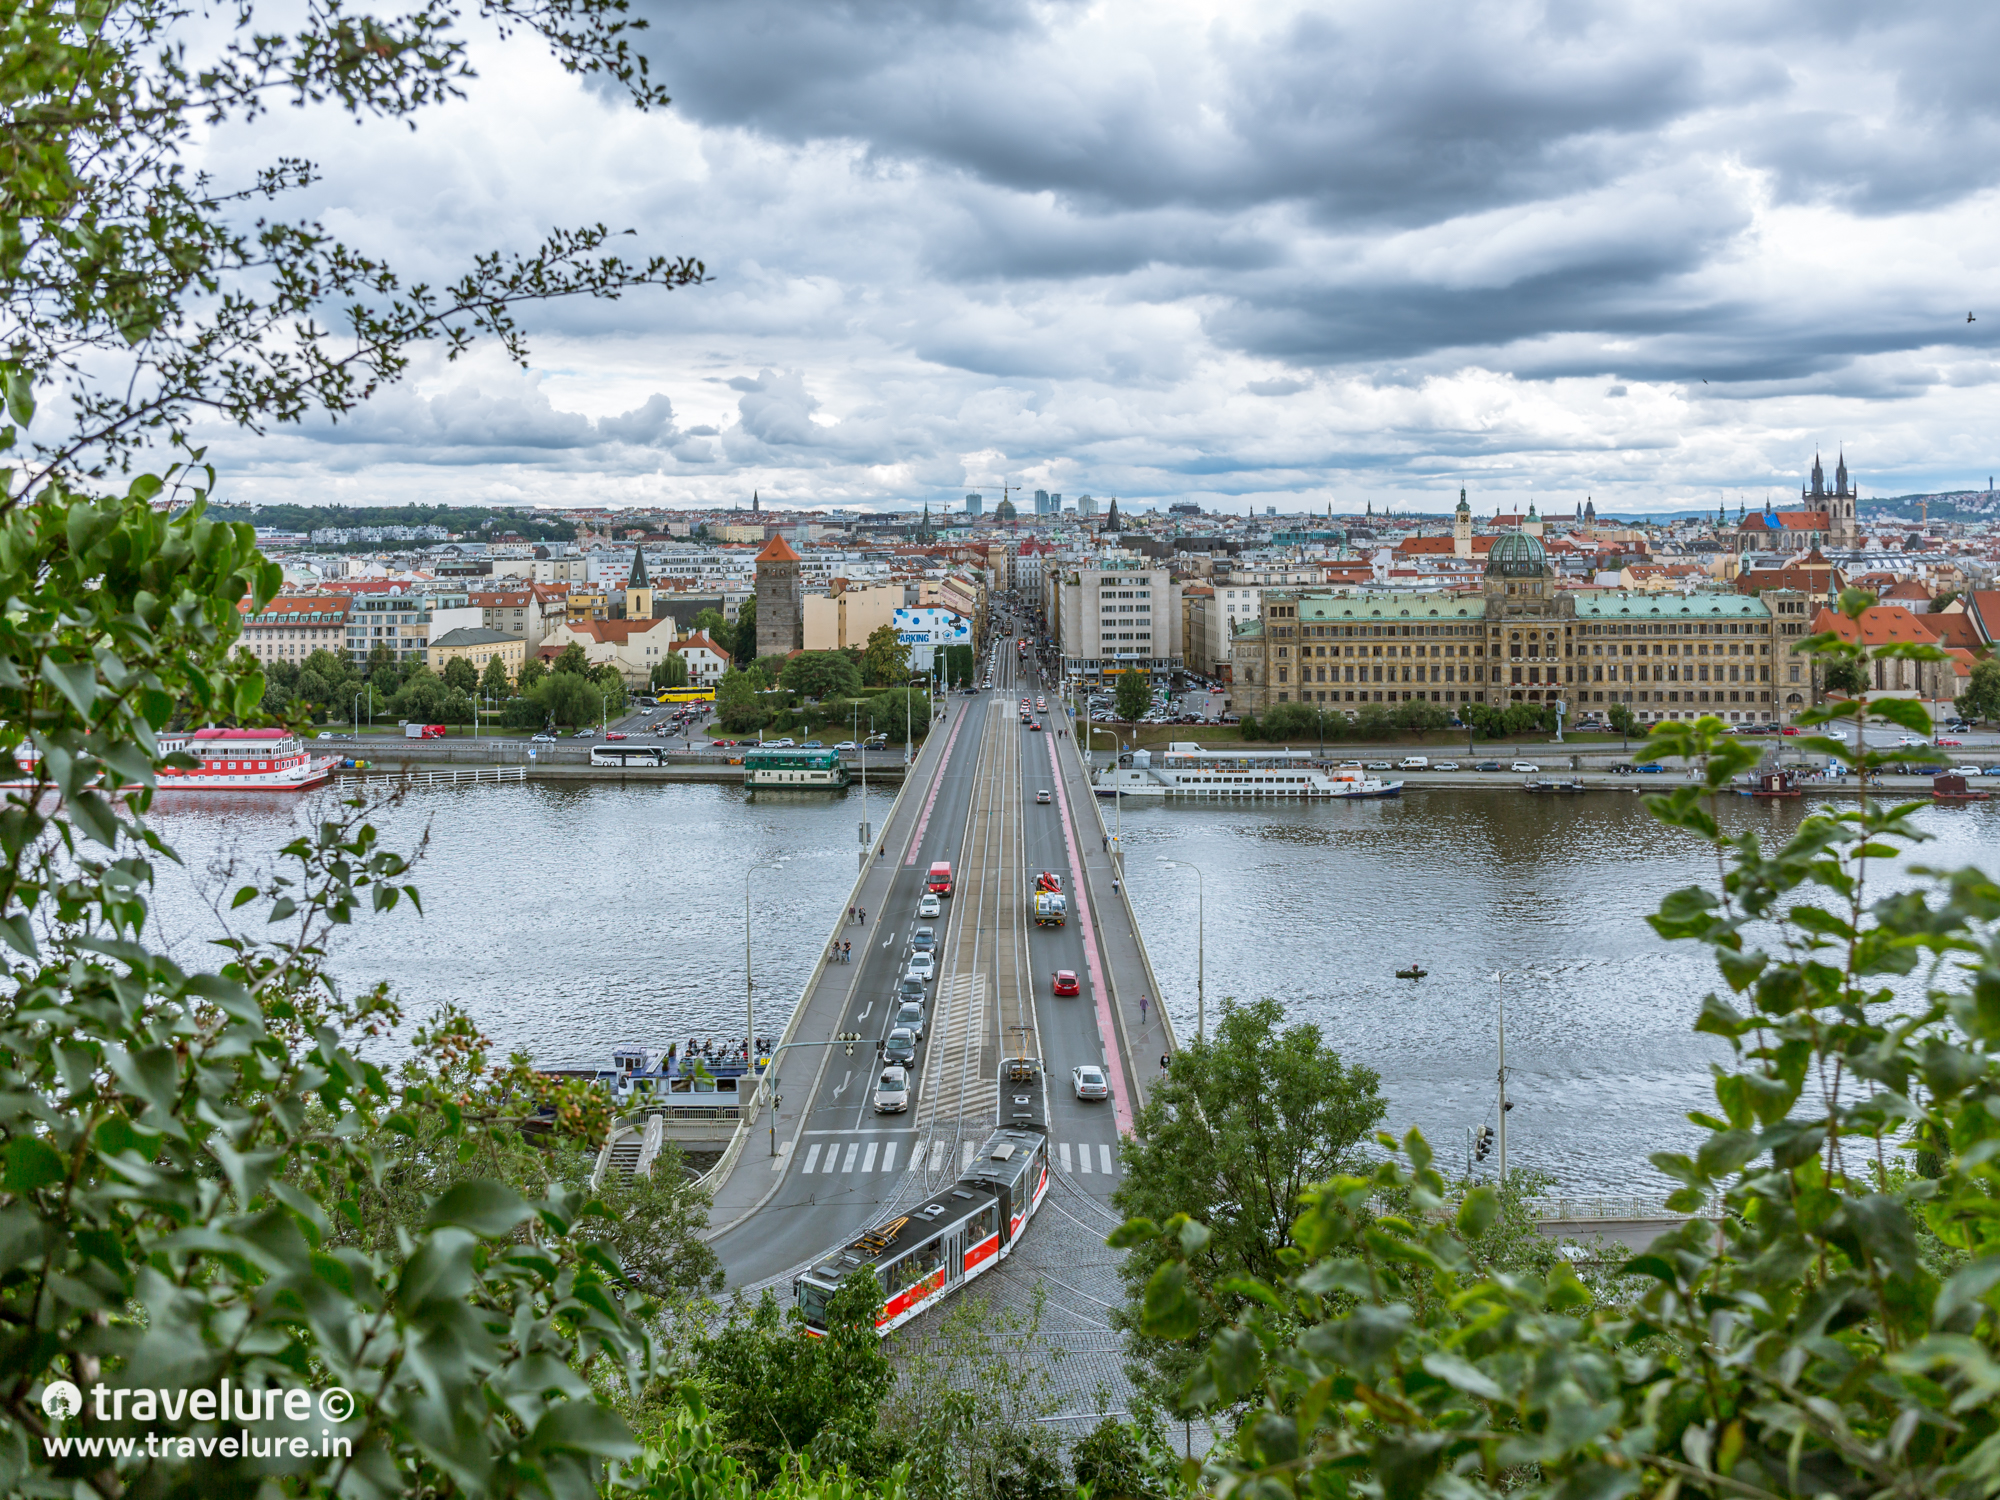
<box><xmin>1969</xmin><ymin>312</ymin><xmax>1977</xmax><ymax>323</ymax></box>
<box><xmin>1702</xmin><ymin>378</ymin><xmax>1709</xmax><ymax>384</ymax></box>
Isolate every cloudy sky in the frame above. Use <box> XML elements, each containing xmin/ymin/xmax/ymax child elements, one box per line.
<box><xmin>202</xmin><ymin>0</ymin><xmax>2000</xmax><ymax>515</ymax></box>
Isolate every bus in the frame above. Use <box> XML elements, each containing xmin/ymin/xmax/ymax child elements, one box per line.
<box><xmin>743</xmin><ymin>747</ymin><xmax>850</xmax><ymax>793</ymax></box>
<box><xmin>656</xmin><ymin>688</ymin><xmax>716</xmax><ymax>705</ymax></box>
<box><xmin>590</xmin><ymin>744</ymin><xmax>666</xmax><ymax>767</ymax></box>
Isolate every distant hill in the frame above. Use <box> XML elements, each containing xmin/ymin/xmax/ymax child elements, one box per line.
<box><xmin>209</xmin><ymin>502</ymin><xmax>575</xmax><ymax>542</ymax></box>
<box><xmin>1863</xmin><ymin>490</ymin><xmax>2000</xmax><ymax>521</ymax></box>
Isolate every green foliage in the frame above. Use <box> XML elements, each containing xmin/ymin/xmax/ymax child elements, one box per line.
<box><xmin>553</xmin><ymin>641</ymin><xmax>593</xmax><ymax>677</ymax></box>
<box><xmin>1116</xmin><ymin>669</ymin><xmax>1154</xmax><ymax>722</ymax></box>
<box><xmin>1070</xmin><ymin>1411</ymin><xmax>1180</xmax><ymax>1500</ymax></box>
<box><xmin>686</xmin><ymin>1273</ymin><xmax>896</xmax><ymax>1484</ymax></box>
<box><xmin>734</xmin><ymin>594</ymin><xmax>758</xmax><ymax>654</ymax></box>
<box><xmin>541</xmin><ymin>670</ymin><xmax>608</xmax><ymax>728</ymax></box>
<box><xmin>442</xmin><ymin>655</ymin><xmax>480</xmax><ymax>693</ymax></box>
<box><xmin>783</xmin><ymin>650</ymin><xmax>866</xmax><ymax>701</ymax></box>
<box><xmin>864</xmin><ymin>687</ymin><xmax>931</xmax><ymax>744</ymax></box>
<box><xmin>715</xmin><ymin>666</ymin><xmax>768</xmax><ymax>732</ymax></box>
<box><xmin>1822</xmin><ymin>655</ymin><xmax>1869</xmax><ymax>696</ymax></box>
<box><xmin>1110</xmin><ymin>999</ymin><xmax>1386</xmax><ymax>1414</ymax></box>
<box><xmin>651</xmin><ymin>651</ymin><xmax>689</xmax><ymax>690</ymax></box>
<box><xmin>391</xmin><ymin>664</ymin><xmax>450</xmax><ymax>723</ymax></box>
<box><xmin>862</xmin><ymin>623</ymin><xmax>910</xmax><ymax>687</ymax></box>
<box><xmin>1394</xmin><ymin>698</ymin><xmax>1450</xmax><ymax>738</ymax></box>
<box><xmin>1237</xmin><ymin>711</ymin><xmax>1261</xmax><ymax>741</ymax></box>
<box><xmin>1115</xmin><ymin>615</ymin><xmax>2000</xmax><ymax>1500</ymax></box>
<box><xmin>942</xmin><ymin>643</ymin><xmax>977</xmax><ymax>687</ymax></box>
<box><xmin>479</xmin><ymin>652</ymin><xmax>514</xmax><ymax>699</ymax></box>
<box><xmin>1607</xmin><ymin>700</ymin><xmax>1638</xmax><ymax>736</ymax></box>
<box><xmin>692</xmin><ymin>608</ymin><xmax>733</xmax><ymax>659</ymax></box>
<box><xmin>212</xmin><ymin>503</ymin><xmax>575</xmax><ymax>546</ymax></box>
<box><xmin>518</xmin><ymin>655</ymin><xmax>549</xmax><ymax>692</ymax></box>
<box><xmin>1956</xmin><ymin>656</ymin><xmax>2000</xmax><ymax>723</ymax></box>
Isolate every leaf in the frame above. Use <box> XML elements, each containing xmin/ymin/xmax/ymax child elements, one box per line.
<box><xmin>1106</xmin><ymin>1217</ymin><xmax>1159</xmax><ymax>1249</ymax></box>
<box><xmin>3</xmin><ymin>1136</ymin><xmax>67</xmax><ymax>1193</ymax></box>
<box><xmin>1455</xmin><ymin>1186</ymin><xmax>1499</xmax><ymax>1241</ymax></box>
<box><xmin>1141</xmin><ymin>1259</ymin><xmax>1201</xmax><ymax>1339</ymax></box>
<box><xmin>1867</xmin><ymin>696</ymin><xmax>1933</xmax><ymax>734</ymax></box>
<box><xmin>523</xmin><ymin>1400</ymin><xmax>639</xmax><ymax>1460</ymax></box>
<box><xmin>1934</xmin><ymin>1257</ymin><xmax>2000</xmax><ymax>1329</ymax></box>
<box><xmin>40</xmin><ymin>656</ymin><xmax>100</xmax><ymax>717</ymax></box>
<box><xmin>425</xmin><ymin>1179</ymin><xmax>533</xmax><ymax>1238</ymax></box>
<box><xmin>1420</xmin><ymin>1351</ymin><xmax>1505</xmax><ymax>1401</ymax></box>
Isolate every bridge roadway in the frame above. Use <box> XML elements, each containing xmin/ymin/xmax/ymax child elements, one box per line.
<box><xmin>705</xmin><ymin>640</ymin><xmax>1158</xmax><ymax>1291</ymax></box>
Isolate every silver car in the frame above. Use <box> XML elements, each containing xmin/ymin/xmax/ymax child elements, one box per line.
<box><xmin>883</xmin><ymin>1027</ymin><xmax>916</xmax><ymax>1066</ymax></box>
<box><xmin>874</xmin><ymin>1066</ymin><xmax>910</xmax><ymax>1113</ymax></box>
<box><xmin>905</xmin><ymin>952</ymin><xmax>936</xmax><ymax>985</ymax></box>
<box><xmin>1073</xmin><ymin>1064</ymin><xmax>1109</xmax><ymax>1100</ymax></box>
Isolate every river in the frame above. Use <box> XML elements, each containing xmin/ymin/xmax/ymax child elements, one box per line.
<box><xmin>140</xmin><ymin>780</ymin><xmax>2000</xmax><ymax>1194</ymax></box>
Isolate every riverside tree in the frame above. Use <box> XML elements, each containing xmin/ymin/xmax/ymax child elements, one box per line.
<box><xmin>0</xmin><ymin>0</ymin><xmax>714</xmax><ymax>1487</ymax></box>
<box><xmin>1118</xmin><ymin>595</ymin><xmax>2000</xmax><ymax>1499</ymax></box>
<box><xmin>1116</xmin><ymin>667</ymin><xmax>1154</xmax><ymax>722</ymax></box>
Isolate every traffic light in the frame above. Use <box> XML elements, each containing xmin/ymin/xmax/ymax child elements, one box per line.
<box><xmin>1475</xmin><ymin>1125</ymin><xmax>1493</xmax><ymax>1161</ymax></box>
<box><xmin>837</xmin><ymin>1031</ymin><xmax>861</xmax><ymax>1056</ymax></box>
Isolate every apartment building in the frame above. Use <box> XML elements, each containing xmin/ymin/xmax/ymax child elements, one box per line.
<box><xmin>237</xmin><ymin>595</ymin><xmax>351</xmax><ymax>668</ymax></box>
<box><xmin>1045</xmin><ymin>559</ymin><xmax>1183</xmax><ymax>680</ymax></box>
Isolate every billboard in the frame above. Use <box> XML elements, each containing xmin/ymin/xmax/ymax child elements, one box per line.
<box><xmin>892</xmin><ymin>607</ymin><xmax>971</xmax><ymax>671</ymax></box>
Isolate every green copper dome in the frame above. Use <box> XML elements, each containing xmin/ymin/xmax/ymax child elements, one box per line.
<box><xmin>1485</xmin><ymin>530</ymin><xmax>1547</xmax><ymax>577</ymax></box>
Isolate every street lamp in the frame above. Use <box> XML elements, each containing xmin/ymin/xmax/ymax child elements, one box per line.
<box><xmin>1156</xmin><ymin>857</ymin><xmax>1205</xmax><ymax>1040</ymax></box>
<box><xmin>1090</xmin><ymin>724</ymin><xmax>1123</xmax><ymax>864</ymax></box>
<box><xmin>745</xmin><ymin>858</ymin><xmax>791</xmax><ymax>1107</ymax></box>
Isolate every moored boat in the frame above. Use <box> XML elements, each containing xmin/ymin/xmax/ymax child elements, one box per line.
<box><xmin>1932</xmin><ymin>774</ymin><xmax>1991</xmax><ymax>804</ymax></box>
<box><xmin>1091</xmin><ymin>745</ymin><xmax>1402</xmax><ymax>800</ymax></box>
<box><xmin>157</xmin><ymin>728</ymin><xmax>335</xmax><ymax>791</ymax></box>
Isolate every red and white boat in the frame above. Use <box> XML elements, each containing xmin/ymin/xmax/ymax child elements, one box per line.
<box><xmin>156</xmin><ymin>728</ymin><xmax>335</xmax><ymax>791</ymax></box>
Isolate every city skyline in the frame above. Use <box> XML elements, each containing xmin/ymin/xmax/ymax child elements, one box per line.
<box><xmin>188</xmin><ymin>1</ymin><xmax>2000</xmax><ymax>514</ymax></box>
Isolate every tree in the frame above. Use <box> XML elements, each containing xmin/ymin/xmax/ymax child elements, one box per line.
<box><xmin>1115</xmin><ymin>668</ymin><xmax>1153</xmax><ymax>722</ymax></box>
<box><xmin>442</xmin><ymin>687</ymin><xmax>475</xmax><ymax>725</ymax></box>
<box><xmin>651</xmin><ymin>651</ymin><xmax>689</xmax><ymax>690</ymax></box>
<box><xmin>862</xmin><ymin>622</ymin><xmax>910</xmax><ymax>686</ymax></box>
<box><xmin>1955</xmin><ymin>656</ymin><xmax>2000</xmax><ymax>723</ymax></box>
<box><xmin>442</xmin><ymin>655</ymin><xmax>479</xmax><ymax>694</ymax></box>
<box><xmin>552</xmin><ymin>640</ymin><xmax>592</xmax><ymax>677</ymax></box>
<box><xmin>1110</xmin><ymin>998</ymin><xmax>1385</xmax><ymax>1413</ymax></box>
<box><xmin>1238</xmin><ymin>711</ymin><xmax>1262</xmax><ymax>741</ymax></box>
<box><xmin>1606</xmin><ymin>700</ymin><xmax>1637</xmax><ymax>737</ymax></box>
<box><xmin>1123</xmin><ymin>622</ymin><xmax>2000</xmax><ymax>1500</ymax></box>
<box><xmin>734</xmin><ymin>594</ymin><xmax>758</xmax><ymax>655</ymax></box>
<box><xmin>479</xmin><ymin>652</ymin><xmax>513</xmax><ymax>700</ymax></box>
<box><xmin>687</xmin><ymin>1271</ymin><xmax>895</xmax><ymax>1484</ymax></box>
<box><xmin>1395</xmin><ymin>698</ymin><xmax>1450</xmax><ymax>738</ymax></box>
<box><xmin>518</xmin><ymin>654</ymin><xmax>549</xmax><ymax>691</ymax></box>
<box><xmin>295</xmin><ymin>667</ymin><xmax>334</xmax><ymax>718</ymax></box>
<box><xmin>1070</xmin><ymin>1413</ymin><xmax>1174</xmax><ymax>1500</ymax></box>
<box><xmin>1822</xmin><ymin>655</ymin><xmax>1869</xmax><ymax>696</ymax></box>
<box><xmin>865</xmin><ymin>686</ymin><xmax>930</xmax><ymax>743</ymax></box>
<box><xmin>693</xmin><ymin>607</ymin><xmax>733</xmax><ymax>658</ymax></box>
<box><xmin>781</xmin><ymin>650</ymin><xmax>864</xmax><ymax>701</ymax></box>
<box><xmin>541</xmin><ymin>670</ymin><xmax>603</xmax><ymax>728</ymax></box>
<box><xmin>365</xmin><ymin>640</ymin><xmax>399</xmax><ymax>680</ymax></box>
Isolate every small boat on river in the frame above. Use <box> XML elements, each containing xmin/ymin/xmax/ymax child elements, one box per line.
<box><xmin>1092</xmin><ymin>746</ymin><xmax>1401</xmax><ymax>800</ymax></box>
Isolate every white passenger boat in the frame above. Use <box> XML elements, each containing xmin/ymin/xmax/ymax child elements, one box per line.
<box><xmin>156</xmin><ymin>728</ymin><xmax>335</xmax><ymax>791</ymax></box>
<box><xmin>1092</xmin><ymin>745</ymin><xmax>1402</xmax><ymax>800</ymax></box>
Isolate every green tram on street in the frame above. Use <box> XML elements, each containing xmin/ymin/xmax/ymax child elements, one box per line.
<box><xmin>742</xmin><ymin>746</ymin><xmax>850</xmax><ymax>795</ymax></box>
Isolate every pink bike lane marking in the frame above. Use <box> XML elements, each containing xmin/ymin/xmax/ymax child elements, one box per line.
<box><xmin>902</xmin><ymin>704</ymin><xmax>973</xmax><ymax>867</ymax></box>
<box><xmin>1045</xmin><ymin>736</ymin><xmax>1133</xmax><ymax>1136</ymax></box>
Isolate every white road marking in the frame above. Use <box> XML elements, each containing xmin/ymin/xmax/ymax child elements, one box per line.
<box><xmin>822</xmin><ymin>1148</ymin><xmax>839</xmax><ymax>1174</ymax></box>
<box><xmin>842</xmin><ymin>1143</ymin><xmax>860</xmax><ymax>1172</ymax></box>
<box><xmin>861</xmin><ymin>1141</ymin><xmax>878</xmax><ymax>1172</ymax></box>
<box><xmin>881</xmin><ymin>1142</ymin><xmax>897</xmax><ymax>1172</ymax></box>
<box><xmin>831</xmin><ymin>1070</ymin><xmax>852</xmax><ymax>1100</ymax></box>
<box><xmin>802</xmin><ymin>1144</ymin><xmax>822</xmax><ymax>1174</ymax></box>
<box><xmin>1079</xmin><ymin>1146</ymin><xmax>1092</xmax><ymax>1174</ymax></box>
<box><xmin>962</xmin><ymin>1140</ymin><xmax>975</xmax><ymax>1172</ymax></box>
<box><xmin>929</xmin><ymin>1139</ymin><xmax>947</xmax><ymax>1171</ymax></box>
<box><xmin>1100</xmin><ymin>1143</ymin><xmax>1114</xmax><ymax>1175</ymax></box>
<box><xmin>1059</xmin><ymin>1142</ymin><xmax>1072</xmax><ymax>1172</ymax></box>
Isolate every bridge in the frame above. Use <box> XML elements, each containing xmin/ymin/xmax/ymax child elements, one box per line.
<box><xmin>669</xmin><ymin>635</ymin><xmax>1172</xmax><ymax>1412</ymax></box>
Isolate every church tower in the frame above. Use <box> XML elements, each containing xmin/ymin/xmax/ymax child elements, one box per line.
<box><xmin>1522</xmin><ymin>501</ymin><xmax>1544</xmax><ymax>539</ymax></box>
<box><xmin>1453</xmin><ymin>487</ymin><xmax>1473</xmax><ymax>559</ymax></box>
<box><xmin>625</xmin><ymin>543</ymin><xmax>653</xmax><ymax>623</ymax></box>
<box><xmin>1831</xmin><ymin>449</ymin><xmax>1857</xmax><ymax>543</ymax></box>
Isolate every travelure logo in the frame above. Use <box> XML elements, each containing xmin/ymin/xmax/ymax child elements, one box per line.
<box><xmin>41</xmin><ymin>1381</ymin><xmax>82</xmax><ymax>1421</ymax></box>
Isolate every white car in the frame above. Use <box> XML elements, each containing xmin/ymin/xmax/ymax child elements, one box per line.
<box><xmin>1036</xmin><ymin>789</ymin><xmax>1051</xmax><ymax>804</ymax></box>
<box><xmin>834</xmin><ymin>740</ymin><xmax>858</xmax><ymax>751</ymax></box>
<box><xmin>905</xmin><ymin>952</ymin><xmax>936</xmax><ymax>985</ymax></box>
<box><xmin>530</xmin><ymin>732</ymin><xmax>556</xmax><ymax>742</ymax></box>
<box><xmin>768</xmin><ymin>737</ymin><xmax>795</xmax><ymax>748</ymax></box>
<box><xmin>918</xmin><ymin>893</ymin><xmax>942</xmax><ymax>919</ymax></box>
<box><xmin>1511</xmin><ymin>762</ymin><xmax>1540</xmax><ymax>773</ymax></box>
<box><xmin>874</xmin><ymin>1066</ymin><xmax>910</xmax><ymax>1113</ymax></box>
<box><xmin>1896</xmin><ymin>735</ymin><xmax>1928</xmax><ymax>748</ymax></box>
<box><xmin>1073</xmin><ymin>1065</ymin><xmax>1109</xmax><ymax>1100</ymax></box>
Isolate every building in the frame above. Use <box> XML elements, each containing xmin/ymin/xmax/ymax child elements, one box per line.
<box><xmin>546</xmin><ymin>618</ymin><xmax>682</xmax><ymax>687</ymax></box>
<box><xmin>1234</xmin><ymin>531</ymin><xmax>1784</xmax><ymax>724</ymax></box>
<box><xmin>345</xmin><ymin>590</ymin><xmax>439</xmax><ymax>667</ymax></box>
<box><xmin>754</xmin><ymin>534</ymin><xmax>805</xmax><ymax>660</ymax></box>
<box><xmin>1812</xmin><ymin>604</ymin><xmax>1963</xmax><ymax>720</ymax></box>
<box><xmin>667</xmin><ymin>632</ymin><xmax>731</xmax><ymax>686</ymax></box>
<box><xmin>624</xmin><ymin>543</ymin><xmax>653</xmax><ymax>622</ymax></box>
<box><xmin>237</xmin><ymin>595</ymin><xmax>350</xmax><ymax>668</ymax></box>
<box><xmin>802</xmin><ymin>579</ymin><xmax>903</xmax><ymax>651</ymax></box>
<box><xmin>1735</xmin><ymin>452</ymin><xmax>1861</xmax><ymax>554</ymax></box>
<box><xmin>965</xmin><ymin>493</ymin><xmax>984</xmax><ymax>517</ymax></box>
<box><xmin>1046</xmin><ymin>559</ymin><xmax>1183</xmax><ymax>681</ymax></box>
<box><xmin>427</xmin><ymin>626</ymin><xmax>525</xmax><ymax>680</ymax></box>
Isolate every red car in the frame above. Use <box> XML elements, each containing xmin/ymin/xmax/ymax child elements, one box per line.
<box><xmin>1781</xmin><ymin>726</ymin><xmax>1802</xmax><ymax>736</ymax></box>
<box><xmin>1935</xmin><ymin>737</ymin><xmax>1963</xmax><ymax>747</ymax></box>
<box><xmin>605</xmin><ymin>731</ymin><xmax>628</xmax><ymax>741</ymax></box>
<box><xmin>1051</xmin><ymin>970</ymin><xmax>1079</xmax><ymax>996</ymax></box>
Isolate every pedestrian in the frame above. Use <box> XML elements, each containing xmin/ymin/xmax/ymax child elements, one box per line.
<box><xmin>848</xmin><ymin>904</ymin><xmax>855</xmax><ymax>924</ymax></box>
<box><xmin>1160</xmin><ymin>1052</ymin><xmax>1170</xmax><ymax>1070</ymax></box>
<box><xmin>843</xmin><ymin>941</ymin><xmax>852</xmax><ymax>963</ymax></box>
<box><xmin>1139</xmin><ymin>994</ymin><xmax>1149</xmax><ymax>1022</ymax></box>
<box><xmin>1112</xmin><ymin>878</ymin><xmax>1119</xmax><ymax>896</ymax></box>
<box><xmin>858</xmin><ymin>906</ymin><xmax>865</xmax><ymax>924</ymax></box>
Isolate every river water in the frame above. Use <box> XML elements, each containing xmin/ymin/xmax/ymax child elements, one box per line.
<box><xmin>141</xmin><ymin>781</ymin><xmax>2000</xmax><ymax>1194</ymax></box>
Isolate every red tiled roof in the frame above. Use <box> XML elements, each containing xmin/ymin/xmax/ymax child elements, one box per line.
<box><xmin>756</xmin><ymin>534</ymin><xmax>802</xmax><ymax>563</ymax></box>
<box><xmin>1811</xmin><ymin>605</ymin><xmax>1934</xmax><ymax>646</ymax></box>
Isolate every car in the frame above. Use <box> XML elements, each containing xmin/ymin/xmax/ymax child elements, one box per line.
<box><xmin>1781</xmin><ymin>726</ymin><xmax>1803</xmax><ymax>736</ymax></box>
<box><xmin>834</xmin><ymin>740</ymin><xmax>858</xmax><ymax>751</ymax></box>
<box><xmin>802</xmin><ymin>740</ymin><xmax>824</xmax><ymax>749</ymax></box>
<box><xmin>768</xmin><ymin>737</ymin><xmax>796</xmax><ymax>748</ymax></box>
<box><xmin>640</xmin><ymin>708</ymin><xmax>655</xmax><ymax>717</ymax></box>
<box><xmin>873</xmin><ymin>1066</ymin><xmax>910</xmax><ymax>1113</ymax></box>
<box><xmin>1935</xmin><ymin>737</ymin><xmax>1963</xmax><ymax>747</ymax></box>
<box><xmin>1985</xmin><ymin>764</ymin><xmax>2000</xmax><ymax>776</ymax></box>
<box><xmin>910</xmin><ymin>925</ymin><xmax>937</xmax><ymax>954</ymax></box>
<box><xmin>894</xmin><ymin>1000</ymin><xmax>926</xmax><ymax>1043</ymax></box>
<box><xmin>1029</xmin><ymin>720</ymin><xmax>1043</xmax><ymax>731</ymax></box>
<box><xmin>1635</xmin><ymin>761</ymin><xmax>1666</xmax><ymax>773</ymax></box>
<box><xmin>1511</xmin><ymin>761</ymin><xmax>1540</xmax><ymax>773</ymax></box>
<box><xmin>897</xmin><ymin>975</ymin><xmax>926</xmax><ymax>1006</ymax></box>
<box><xmin>604</xmin><ymin>731</ymin><xmax>628</xmax><ymax>741</ymax></box>
<box><xmin>572</xmin><ymin>729</ymin><xmax>594</xmax><ymax>739</ymax></box>
<box><xmin>1896</xmin><ymin>735</ymin><xmax>1928</xmax><ymax>748</ymax></box>
<box><xmin>1473</xmin><ymin>760</ymin><xmax>1502</xmax><ymax>772</ymax></box>
<box><xmin>530</xmin><ymin>732</ymin><xmax>556</xmax><ymax>742</ymax></box>
<box><xmin>1072</xmin><ymin>1065</ymin><xmax>1109</xmax><ymax>1100</ymax></box>
<box><xmin>1365</xmin><ymin>760</ymin><xmax>1391</xmax><ymax>771</ymax></box>
<box><xmin>1036</xmin><ymin>789</ymin><xmax>1051</xmax><ymax>804</ymax></box>
<box><xmin>882</xmin><ymin>1028</ymin><xmax>916</xmax><ymax>1066</ymax></box>
<box><xmin>905</xmin><ymin>952</ymin><xmax>936</xmax><ymax>984</ymax></box>
<box><xmin>1954</xmin><ymin>764</ymin><xmax>1983</xmax><ymax>776</ymax></box>
<box><xmin>1433</xmin><ymin>761</ymin><xmax>1460</xmax><ymax>771</ymax></box>
<box><xmin>918</xmin><ymin>893</ymin><xmax>942</xmax><ymax>918</ymax></box>
<box><xmin>1051</xmin><ymin>970</ymin><xmax>1079</xmax><ymax>996</ymax></box>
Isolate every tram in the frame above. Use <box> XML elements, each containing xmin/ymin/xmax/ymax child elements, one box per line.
<box><xmin>794</xmin><ymin>1060</ymin><xmax>1050</xmax><ymax>1337</ymax></box>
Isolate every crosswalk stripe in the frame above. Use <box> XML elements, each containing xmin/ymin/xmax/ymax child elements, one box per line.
<box><xmin>962</xmin><ymin>1140</ymin><xmax>975</xmax><ymax>1172</ymax></box>
<box><xmin>881</xmin><ymin>1142</ymin><xmax>896</xmax><ymax>1172</ymax></box>
<box><xmin>1099</xmin><ymin>1143</ymin><xmax>1114</xmax><ymax>1175</ymax></box>
<box><xmin>1059</xmin><ymin>1142</ymin><xmax>1072</xmax><ymax>1172</ymax></box>
<box><xmin>861</xmin><ymin>1141</ymin><xmax>878</xmax><ymax>1173</ymax></box>
<box><xmin>842</xmin><ymin>1143</ymin><xmax>859</xmax><ymax>1173</ymax></box>
<box><xmin>1079</xmin><ymin>1145</ymin><xmax>1092</xmax><ymax>1174</ymax></box>
<box><xmin>929</xmin><ymin>1139</ymin><xmax>946</xmax><ymax>1171</ymax></box>
<box><xmin>802</xmin><ymin>1143</ymin><xmax>821</xmax><ymax>1174</ymax></box>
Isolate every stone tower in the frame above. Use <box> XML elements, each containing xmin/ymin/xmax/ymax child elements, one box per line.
<box><xmin>754</xmin><ymin>533</ymin><xmax>804</xmax><ymax>661</ymax></box>
<box><xmin>1453</xmin><ymin>488</ymin><xmax>1472</xmax><ymax>559</ymax></box>
<box><xmin>625</xmin><ymin>543</ymin><xmax>653</xmax><ymax>622</ymax></box>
